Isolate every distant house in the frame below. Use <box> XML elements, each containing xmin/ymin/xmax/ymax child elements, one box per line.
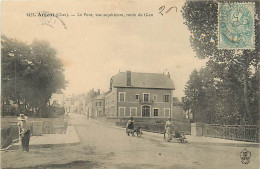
<box><xmin>91</xmin><ymin>94</ymin><xmax>105</xmax><ymax>118</ymax></box>
<box><xmin>49</xmin><ymin>90</ymin><xmax>64</xmax><ymax>107</ymax></box>
<box><xmin>85</xmin><ymin>89</ymin><xmax>102</xmax><ymax>118</ymax></box>
<box><xmin>105</xmin><ymin>71</ymin><xmax>175</xmax><ymax>118</ymax></box>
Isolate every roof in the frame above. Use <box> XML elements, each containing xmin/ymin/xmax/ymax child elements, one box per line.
<box><xmin>94</xmin><ymin>94</ymin><xmax>105</xmax><ymax>100</ymax></box>
<box><xmin>112</xmin><ymin>72</ymin><xmax>175</xmax><ymax>89</ymax></box>
<box><xmin>55</xmin><ymin>89</ymin><xmax>64</xmax><ymax>94</ymax></box>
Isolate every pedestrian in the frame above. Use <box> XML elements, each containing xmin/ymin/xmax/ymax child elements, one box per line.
<box><xmin>165</xmin><ymin>118</ymin><xmax>174</xmax><ymax>142</ymax></box>
<box><xmin>17</xmin><ymin>114</ymin><xmax>31</xmax><ymax>152</ymax></box>
<box><xmin>126</xmin><ymin>117</ymin><xmax>134</xmax><ymax>136</ymax></box>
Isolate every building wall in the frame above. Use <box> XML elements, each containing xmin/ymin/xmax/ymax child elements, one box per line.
<box><xmin>116</xmin><ymin>87</ymin><xmax>172</xmax><ymax>118</ymax></box>
<box><xmin>92</xmin><ymin>99</ymin><xmax>105</xmax><ymax>117</ymax></box>
<box><xmin>50</xmin><ymin>93</ymin><xmax>64</xmax><ymax>107</ymax></box>
<box><xmin>105</xmin><ymin>88</ymin><xmax>117</xmax><ymax>117</ymax></box>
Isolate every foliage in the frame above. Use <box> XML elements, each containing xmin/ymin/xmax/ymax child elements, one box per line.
<box><xmin>45</xmin><ymin>106</ymin><xmax>65</xmax><ymax>118</ymax></box>
<box><xmin>1</xmin><ymin>35</ymin><xmax>67</xmax><ymax>117</ymax></box>
<box><xmin>182</xmin><ymin>0</ymin><xmax>259</xmax><ymax>125</ymax></box>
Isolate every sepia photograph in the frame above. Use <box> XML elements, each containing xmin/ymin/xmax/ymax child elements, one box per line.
<box><xmin>1</xmin><ymin>0</ymin><xmax>259</xmax><ymax>168</ymax></box>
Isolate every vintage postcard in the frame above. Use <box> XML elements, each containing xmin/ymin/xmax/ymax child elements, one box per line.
<box><xmin>1</xmin><ymin>0</ymin><xmax>259</xmax><ymax>169</ymax></box>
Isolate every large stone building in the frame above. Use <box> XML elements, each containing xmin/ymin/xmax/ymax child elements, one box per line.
<box><xmin>105</xmin><ymin>71</ymin><xmax>175</xmax><ymax>118</ymax></box>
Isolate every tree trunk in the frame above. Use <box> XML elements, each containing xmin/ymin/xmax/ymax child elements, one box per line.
<box><xmin>243</xmin><ymin>57</ymin><xmax>251</xmax><ymax>123</ymax></box>
<box><xmin>18</xmin><ymin>98</ymin><xmax>21</xmax><ymax>115</ymax></box>
<box><xmin>2</xmin><ymin>97</ymin><xmax>5</xmax><ymax>117</ymax></box>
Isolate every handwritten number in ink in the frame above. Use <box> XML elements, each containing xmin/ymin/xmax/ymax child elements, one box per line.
<box><xmin>159</xmin><ymin>6</ymin><xmax>177</xmax><ymax>16</ymax></box>
<box><xmin>166</xmin><ymin>6</ymin><xmax>177</xmax><ymax>14</ymax></box>
<box><xmin>159</xmin><ymin>6</ymin><xmax>165</xmax><ymax>16</ymax></box>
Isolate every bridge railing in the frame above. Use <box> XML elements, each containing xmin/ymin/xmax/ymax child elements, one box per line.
<box><xmin>203</xmin><ymin>124</ymin><xmax>258</xmax><ymax>142</ymax></box>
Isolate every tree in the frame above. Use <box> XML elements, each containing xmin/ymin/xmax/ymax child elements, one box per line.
<box><xmin>29</xmin><ymin>40</ymin><xmax>67</xmax><ymax>117</ymax></box>
<box><xmin>182</xmin><ymin>1</ymin><xmax>259</xmax><ymax>124</ymax></box>
<box><xmin>184</xmin><ymin>68</ymin><xmax>216</xmax><ymax>123</ymax></box>
<box><xmin>1</xmin><ymin>36</ymin><xmax>67</xmax><ymax>117</ymax></box>
<box><xmin>1</xmin><ymin>35</ymin><xmax>31</xmax><ymax>115</ymax></box>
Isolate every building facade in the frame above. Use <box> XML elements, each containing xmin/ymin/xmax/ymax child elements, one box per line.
<box><xmin>49</xmin><ymin>90</ymin><xmax>65</xmax><ymax>107</ymax></box>
<box><xmin>105</xmin><ymin>71</ymin><xmax>175</xmax><ymax>118</ymax></box>
<box><xmin>91</xmin><ymin>94</ymin><xmax>105</xmax><ymax>118</ymax></box>
<box><xmin>85</xmin><ymin>89</ymin><xmax>104</xmax><ymax>118</ymax></box>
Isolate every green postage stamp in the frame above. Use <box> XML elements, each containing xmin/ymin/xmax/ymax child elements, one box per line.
<box><xmin>218</xmin><ymin>2</ymin><xmax>255</xmax><ymax>49</ymax></box>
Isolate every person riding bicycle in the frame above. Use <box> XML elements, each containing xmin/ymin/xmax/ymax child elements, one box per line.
<box><xmin>126</xmin><ymin>117</ymin><xmax>135</xmax><ymax>136</ymax></box>
<box><xmin>165</xmin><ymin>118</ymin><xmax>174</xmax><ymax>142</ymax></box>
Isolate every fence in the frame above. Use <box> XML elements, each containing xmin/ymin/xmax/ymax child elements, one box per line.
<box><xmin>1</xmin><ymin>123</ymin><xmax>19</xmax><ymax>149</ymax></box>
<box><xmin>202</xmin><ymin>124</ymin><xmax>258</xmax><ymax>142</ymax></box>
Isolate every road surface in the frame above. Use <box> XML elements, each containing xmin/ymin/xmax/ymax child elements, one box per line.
<box><xmin>1</xmin><ymin>113</ymin><xmax>259</xmax><ymax>169</ymax></box>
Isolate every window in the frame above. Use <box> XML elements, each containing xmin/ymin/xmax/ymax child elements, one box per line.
<box><xmin>119</xmin><ymin>92</ymin><xmax>125</xmax><ymax>102</ymax></box>
<box><xmin>130</xmin><ymin>107</ymin><xmax>137</xmax><ymax>117</ymax></box>
<box><xmin>119</xmin><ymin>107</ymin><xmax>125</xmax><ymax>117</ymax></box>
<box><xmin>142</xmin><ymin>105</ymin><xmax>150</xmax><ymax>117</ymax></box>
<box><xmin>164</xmin><ymin>94</ymin><xmax>170</xmax><ymax>102</ymax></box>
<box><xmin>99</xmin><ymin>102</ymin><xmax>102</xmax><ymax>106</ymax></box>
<box><xmin>153</xmin><ymin>109</ymin><xmax>159</xmax><ymax>116</ymax></box>
<box><xmin>135</xmin><ymin>94</ymin><xmax>139</xmax><ymax>100</ymax></box>
<box><xmin>164</xmin><ymin>108</ymin><xmax>170</xmax><ymax>117</ymax></box>
<box><xmin>143</xmin><ymin>94</ymin><xmax>149</xmax><ymax>102</ymax></box>
<box><xmin>153</xmin><ymin>95</ymin><xmax>157</xmax><ymax>101</ymax></box>
<box><xmin>96</xmin><ymin>102</ymin><xmax>98</xmax><ymax>106</ymax></box>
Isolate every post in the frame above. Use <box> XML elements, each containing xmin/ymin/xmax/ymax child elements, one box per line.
<box><xmin>191</xmin><ymin>122</ymin><xmax>203</xmax><ymax>136</ymax></box>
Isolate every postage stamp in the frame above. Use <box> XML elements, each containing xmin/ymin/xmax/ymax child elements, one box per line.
<box><xmin>218</xmin><ymin>2</ymin><xmax>255</xmax><ymax>49</ymax></box>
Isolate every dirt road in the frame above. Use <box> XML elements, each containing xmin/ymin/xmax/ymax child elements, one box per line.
<box><xmin>1</xmin><ymin>113</ymin><xmax>259</xmax><ymax>169</ymax></box>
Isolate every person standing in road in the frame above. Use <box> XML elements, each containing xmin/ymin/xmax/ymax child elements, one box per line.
<box><xmin>126</xmin><ymin>117</ymin><xmax>135</xmax><ymax>136</ymax></box>
<box><xmin>165</xmin><ymin>118</ymin><xmax>174</xmax><ymax>142</ymax></box>
<box><xmin>17</xmin><ymin>114</ymin><xmax>31</xmax><ymax>152</ymax></box>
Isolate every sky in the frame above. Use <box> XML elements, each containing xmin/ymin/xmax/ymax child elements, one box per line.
<box><xmin>2</xmin><ymin>0</ymin><xmax>206</xmax><ymax>98</ymax></box>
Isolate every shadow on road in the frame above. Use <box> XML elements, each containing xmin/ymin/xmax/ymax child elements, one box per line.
<box><xmin>2</xmin><ymin>160</ymin><xmax>99</xmax><ymax>169</ymax></box>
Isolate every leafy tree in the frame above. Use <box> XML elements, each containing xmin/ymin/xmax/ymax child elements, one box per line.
<box><xmin>1</xmin><ymin>35</ymin><xmax>31</xmax><ymax>115</ymax></box>
<box><xmin>182</xmin><ymin>0</ymin><xmax>259</xmax><ymax>124</ymax></box>
<box><xmin>184</xmin><ymin>68</ymin><xmax>216</xmax><ymax>123</ymax></box>
<box><xmin>29</xmin><ymin>40</ymin><xmax>66</xmax><ymax>117</ymax></box>
<box><xmin>1</xmin><ymin>36</ymin><xmax>67</xmax><ymax>117</ymax></box>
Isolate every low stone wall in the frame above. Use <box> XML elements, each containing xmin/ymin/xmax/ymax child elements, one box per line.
<box><xmin>116</xmin><ymin>121</ymin><xmax>191</xmax><ymax>134</ymax></box>
<box><xmin>1</xmin><ymin>116</ymin><xmax>65</xmax><ymax>134</ymax></box>
<box><xmin>98</xmin><ymin>116</ymin><xmax>119</xmax><ymax>126</ymax></box>
<box><xmin>31</xmin><ymin>118</ymin><xmax>65</xmax><ymax>134</ymax></box>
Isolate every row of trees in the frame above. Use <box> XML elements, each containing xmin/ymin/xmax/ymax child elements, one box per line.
<box><xmin>182</xmin><ymin>1</ymin><xmax>259</xmax><ymax>125</ymax></box>
<box><xmin>1</xmin><ymin>35</ymin><xmax>67</xmax><ymax>117</ymax></box>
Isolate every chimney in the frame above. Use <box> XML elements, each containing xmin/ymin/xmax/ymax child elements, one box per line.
<box><xmin>126</xmin><ymin>71</ymin><xmax>131</xmax><ymax>86</ymax></box>
<box><xmin>167</xmin><ymin>72</ymin><xmax>171</xmax><ymax>78</ymax></box>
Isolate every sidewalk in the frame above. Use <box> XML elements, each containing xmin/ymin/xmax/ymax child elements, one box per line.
<box><xmin>95</xmin><ymin>117</ymin><xmax>260</xmax><ymax>148</ymax></box>
<box><xmin>9</xmin><ymin>125</ymin><xmax>80</xmax><ymax>150</ymax></box>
